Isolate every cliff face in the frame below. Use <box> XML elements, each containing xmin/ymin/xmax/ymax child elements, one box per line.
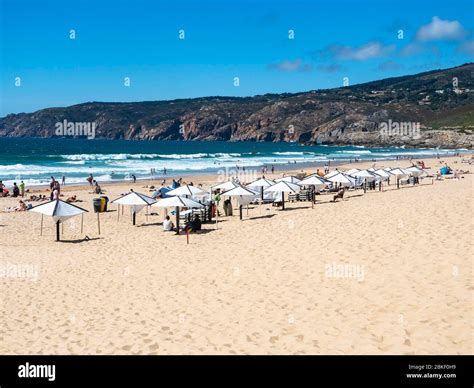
<box><xmin>1</xmin><ymin>64</ymin><xmax>473</xmax><ymax>148</ymax></box>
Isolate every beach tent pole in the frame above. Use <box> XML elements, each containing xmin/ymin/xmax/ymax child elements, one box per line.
<box><xmin>132</xmin><ymin>211</ymin><xmax>136</xmax><ymax>226</ymax></box>
<box><xmin>261</xmin><ymin>187</ymin><xmax>264</xmax><ymax>201</ymax></box>
<box><xmin>56</xmin><ymin>220</ymin><xmax>60</xmax><ymax>242</ymax></box>
<box><xmin>282</xmin><ymin>192</ymin><xmax>285</xmax><ymax>210</ymax></box>
<box><xmin>61</xmin><ymin>220</ymin><xmax>64</xmax><ymax>236</ymax></box>
<box><xmin>397</xmin><ymin>177</ymin><xmax>400</xmax><ymax>189</ymax></box>
<box><xmin>311</xmin><ymin>187</ymin><xmax>314</xmax><ymax>209</ymax></box>
<box><xmin>40</xmin><ymin>214</ymin><xmax>43</xmax><ymax>236</ymax></box>
<box><xmin>117</xmin><ymin>204</ymin><xmax>120</xmax><ymax>222</ymax></box>
<box><xmin>239</xmin><ymin>205</ymin><xmax>243</xmax><ymax>220</ymax></box>
<box><xmin>97</xmin><ymin>212</ymin><xmax>101</xmax><ymax>234</ymax></box>
<box><xmin>175</xmin><ymin>206</ymin><xmax>180</xmax><ymax>235</ymax></box>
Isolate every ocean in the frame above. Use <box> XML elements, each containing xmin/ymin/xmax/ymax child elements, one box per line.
<box><xmin>0</xmin><ymin>137</ymin><xmax>467</xmax><ymax>187</ymax></box>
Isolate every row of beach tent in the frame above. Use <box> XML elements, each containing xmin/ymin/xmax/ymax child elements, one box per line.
<box><xmin>29</xmin><ymin>165</ymin><xmax>427</xmax><ymax>240</ymax></box>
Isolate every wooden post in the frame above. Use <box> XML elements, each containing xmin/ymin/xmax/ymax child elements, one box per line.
<box><xmin>281</xmin><ymin>192</ymin><xmax>285</xmax><ymax>210</ymax></box>
<box><xmin>132</xmin><ymin>211</ymin><xmax>136</xmax><ymax>226</ymax></box>
<box><xmin>186</xmin><ymin>228</ymin><xmax>189</xmax><ymax>244</ymax></box>
<box><xmin>97</xmin><ymin>212</ymin><xmax>101</xmax><ymax>234</ymax></box>
<box><xmin>239</xmin><ymin>205</ymin><xmax>243</xmax><ymax>220</ymax></box>
<box><xmin>56</xmin><ymin>220</ymin><xmax>60</xmax><ymax>241</ymax></box>
<box><xmin>175</xmin><ymin>207</ymin><xmax>180</xmax><ymax>235</ymax></box>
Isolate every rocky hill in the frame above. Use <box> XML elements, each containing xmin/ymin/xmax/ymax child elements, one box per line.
<box><xmin>1</xmin><ymin>63</ymin><xmax>473</xmax><ymax>148</ymax></box>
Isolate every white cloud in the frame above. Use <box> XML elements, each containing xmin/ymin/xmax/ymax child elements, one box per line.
<box><xmin>268</xmin><ymin>59</ymin><xmax>312</xmax><ymax>72</ymax></box>
<box><xmin>328</xmin><ymin>42</ymin><xmax>395</xmax><ymax>61</ymax></box>
<box><xmin>416</xmin><ymin>16</ymin><xmax>466</xmax><ymax>41</ymax></box>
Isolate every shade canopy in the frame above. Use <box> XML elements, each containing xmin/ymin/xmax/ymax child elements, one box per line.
<box><xmin>29</xmin><ymin>199</ymin><xmax>88</xmax><ymax>223</ymax></box>
<box><xmin>247</xmin><ymin>177</ymin><xmax>275</xmax><ymax>188</ymax></box>
<box><xmin>152</xmin><ymin>196</ymin><xmax>204</xmax><ymax>208</ymax></box>
<box><xmin>275</xmin><ymin>176</ymin><xmax>301</xmax><ymax>184</ymax></box>
<box><xmin>222</xmin><ymin>186</ymin><xmax>256</xmax><ymax>197</ymax></box>
<box><xmin>265</xmin><ymin>181</ymin><xmax>301</xmax><ymax>193</ymax></box>
<box><xmin>297</xmin><ymin>175</ymin><xmax>328</xmax><ymax>189</ymax></box>
<box><xmin>212</xmin><ymin>181</ymin><xmax>239</xmax><ymax>191</ymax></box>
<box><xmin>166</xmin><ymin>185</ymin><xmax>205</xmax><ymax>197</ymax></box>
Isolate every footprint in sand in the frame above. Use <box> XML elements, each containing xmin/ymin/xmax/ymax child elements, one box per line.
<box><xmin>269</xmin><ymin>336</ymin><xmax>279</xmax><ymax>344</ymax></box>
<box><xmin>149</xmin><ymin>343</ymin><xmax>159</xmax><ymax>351</ymax></box>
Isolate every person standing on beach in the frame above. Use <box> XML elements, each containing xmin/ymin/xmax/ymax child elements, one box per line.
<box><xmin>163</xmin><ymin>167</ymin><xmax>167</xmax><ymax>176</ymax></box>
<box><xmin>19</xmin><ymin>180</ymin><xmax>25</xmax><ymax>197</ymax></box>
<box><xmin>87</xmin><ymin>174</ymin><xmax>93</xmax><ymax>186</ymax></box>
<box><xmin>62</xmin><ymin>176</ymin><xmax>66</xmax><ymax>186</ymax></box>
<box><xmin>132</xmin><ymin>174</ymin><xmax>137</xmax><ymax>183</ymax></box>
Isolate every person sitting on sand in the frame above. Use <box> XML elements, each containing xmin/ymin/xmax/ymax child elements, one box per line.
<box><xmin>163</xmin><ymin>215</ymin><xmax>174</xmax><ymax>231</ymax></box>
<box><xmin>66</xmin><ymin>195</ymin><xmax>77</xmax><ymax>203</ymax></box>
<box><xmin>16</xmin><ymin>200</ymin><xmax>27</xmax><ymax>212</ymax></box>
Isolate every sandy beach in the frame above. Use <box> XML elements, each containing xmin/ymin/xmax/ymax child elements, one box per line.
<box><xmin>0</xmin><ymin>155</ymin><xmax>472</xmax><ymax>355</ymax></box>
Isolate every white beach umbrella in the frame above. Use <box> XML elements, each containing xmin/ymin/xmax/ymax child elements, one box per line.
<box><xmin>30</xmin><ymin>199</ymin><xmax>88</xmax><ymax>241</ymax></box>
<box><xmin>297</xmin><ymin>175</ymin><xmax>327</xmax><ymax>188</ymax></box>
<box><xmin>222</xmin><ymin>185</ymin><xmax>256</xmax><ymax>220</ymax></box>
<box><xmin>111</xmin><ymin>191</ymin><xmax>156</xmax><ymax>225</ymax></box>
<box><xmin>352</xmin><ymin>170</ymin><xmax>377</xmax><ymax>182</ymax></box>
<box><xmin>346</xmin><ymin>168</ymin><xmax>360</xmax><ymax>175</ymax></box>
<box><xmin>153</xmin><ymin>196</ymin><xmax>204</xmax><ymax>209</ymax></box>
<box><xmin>212</xmin><ymin>181</ymin><xmax>239</xmax><ymax>191</ymax></box>
<box><xmin>373</xmin><ymin>169</ymin><xmax>392</xmax><ymax>180</ymax></box>
<box><xmin>247</xmin><ymin>177</ymin><xmax>275</xmax><ymax>201</ymax></box>
<box><xmin>389</xmin><ymin>168</ymin><xmax>411</xmax><ymax>188</ymax></box>
<box><xmin>166</xmin><ymin>184</ymin><xmax>205</xmax><ymax>197</ymax></box>
<box><xmin>152</xmin><ymin>195</ymin><xmax>204</xmax><ymax>234</ymax></box>
<box><xmin>297</xmin><ymin>175</ymin><xmax>328</xmax><ymax>208</ymax></box>
<box><xmin>326</xmin><ymin>172</ymin><xmax>354</xmax><ymax>187</ymax></box>
<box><xmin>275</xmin><ymin>176</ymin><xmax>301</xmax><ymax>184</ymax></box>
<box><xmin>265</xmin><ymin>181</ymin><xmax>300</xmax><ymax>210</ymax></box>
<box><xmin>406</xmin><ymin>166</ymin><xmax>425</xmax><ymax>177</ymax></box>
<box><xmin>247</xmin><ymin>177</ymin><xmax>275</xmax><ymax>189</ymax></box>
<box><xmin>324</xmin><ymin>170</ymin><xmax>340</xmax><ymax>179</ymax></box>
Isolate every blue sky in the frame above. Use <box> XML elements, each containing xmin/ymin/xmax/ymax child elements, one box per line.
<box><xmin>0</xmin><ymin>0</ymin><xmax>473</xmax><ymax>116</ymax></box>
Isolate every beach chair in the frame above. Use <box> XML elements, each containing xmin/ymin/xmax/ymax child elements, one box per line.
<box><xmin>288</xmin><ymin>193</ymin><xmax>299</xmax><ymax>202</ymax></box>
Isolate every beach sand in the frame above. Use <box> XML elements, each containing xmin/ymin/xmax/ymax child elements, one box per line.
<box><xmin>0</xmin><ymin>156</ymin><xmax>472</xmax><ymax>355</ymax></box>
